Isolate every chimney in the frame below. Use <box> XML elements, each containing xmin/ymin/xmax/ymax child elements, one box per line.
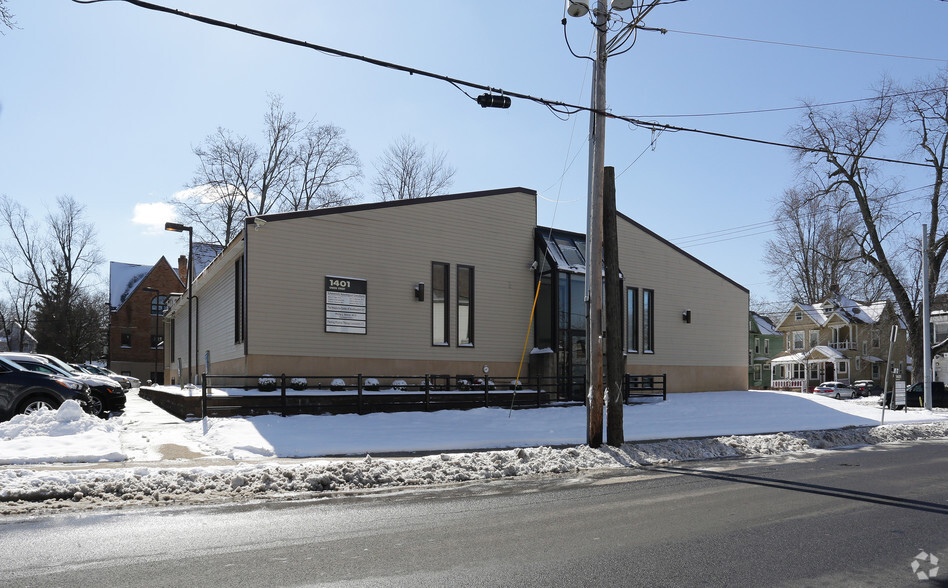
<box><xmin>178</xmin><ymin>255</ymin><xmax>189</xmax><ymax>284</ymax></box>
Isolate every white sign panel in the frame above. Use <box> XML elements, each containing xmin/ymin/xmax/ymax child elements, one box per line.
<box><xmin>325</xmin><ymin>276</ymin><xmax>366</xmax><ymax>334</ymax></box>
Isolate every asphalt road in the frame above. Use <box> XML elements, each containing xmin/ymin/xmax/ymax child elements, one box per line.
<box><xmin>2</xmin><ymin>440</ymin><xmax>946</xmax><ymax>587</ymax></box>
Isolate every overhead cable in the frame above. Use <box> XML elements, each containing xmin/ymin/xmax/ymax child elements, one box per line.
<box><xmin>74</xmin><ymin>0</ymin><xmax>937</xmax><ymax>169</ymax></box>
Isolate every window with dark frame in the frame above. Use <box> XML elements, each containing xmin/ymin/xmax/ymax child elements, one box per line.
<box><xmin>626</xmin><ymin>287</ymin><xmax>638</xmax><ymax>353</ymax></box>
<box><xmin>457</xmin><ymin>265</ymin><xmax>474</xmax><ymax>346</ymax></box>
<box><xmin>643</xmin><ymin>289</ymin><xmax>654</xmax><ymax>353</ymax></box>
<box><xmin>150</xmin><ymin>295</ymin><xmax>168</xmax><ymax>316</ymax></box>
<box><xmin>432</xmin><ymin>262</ymin><xmax>449</xmax><ymax>346</ymax></box>
<box><xmin>234</xmin><ymin>256</ymin><xmax>244</xmax><ymax>344</ymax></box>
<box><xmin>150</xmin><ymin>334</ymin><xmax>163</xmax><ymax>349</ymax></box>
<box><xmin>120</xmin><ymin>332</ymin><xmax>131</xmax><ymax>348</ymax></box>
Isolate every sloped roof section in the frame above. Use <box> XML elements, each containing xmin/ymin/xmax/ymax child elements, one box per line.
<box><xmin>751</xmin><ymin>312</ymin><xmax>780</xmax><ymax>336</ymax></box>
<box><xmin>109</xmin><ymin>262</ymin><xmax>151</xmax><ymax>310</ymax></box>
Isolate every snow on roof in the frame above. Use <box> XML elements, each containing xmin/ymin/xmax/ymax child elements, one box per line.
<box><xmin>780</xmin><ymin>295</ymin><xmax>892</xmax><ymax>329</ymax></box>
<box><xmin>109</xmin><ymin>262</ymin><xmax>152</xmax><ymax>310</ymax></box>
<box><xmin>771</xmin><ymin>345</ymin><xmax>845</xmax><ymax>364</ymax></box>
<box><xmin>752</xmin><ymin>313</ymin><xmax>780</xmax><ymax>336</ymax></box>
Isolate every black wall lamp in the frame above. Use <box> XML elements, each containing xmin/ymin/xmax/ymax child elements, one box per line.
<box><xmin>414</xmin><ymin>282</ymin><xmax>425</xmax><ymax>301</ymax></box>
<box><xmin>682</xmin><ymin>310</ymin><xmax>692</xmax><ymax>324</ymax></box>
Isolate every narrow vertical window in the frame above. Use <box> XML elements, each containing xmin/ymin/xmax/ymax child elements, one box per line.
<box><xmin>626</xmin><ymin>287</ymin><xmax>638</xmax><ymax>353</ymax></box>
<box><xmin>457</xmin><ymin>265</ymin><xmax>474</xmax><ymax>346</ymax></box>
<box><xmin>234</xmin><ymin>256</ymin><xmax>245</xmax><ymax>344</ymax></box>
<box><xmin>432</xmin><ymin>262</ymin><xmax>449</xmax><ymax>346</ymax></box>
<box><xmin>643</xmin><ymin>289</ymin><xmax>654</xmax><ymax>353</ymax></box>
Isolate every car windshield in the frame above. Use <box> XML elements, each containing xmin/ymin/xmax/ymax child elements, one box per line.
<box><xmin>19</xmin><ymin>361</ymin><xmax>70</xmax><ymax>377</ymax></box>
<box><xmin>42</xmin><ymin>355</ymin><xmax>84</xmax><ymax>376</ymax></box>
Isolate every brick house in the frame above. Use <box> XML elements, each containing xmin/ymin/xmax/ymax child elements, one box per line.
<box><xmin>109</xmin><ymin>257</ymin><xmax>184</xmax><ymax>383</ymax></box>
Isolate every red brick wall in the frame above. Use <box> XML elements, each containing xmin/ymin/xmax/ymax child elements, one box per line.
<box><xmin>109</xmin><ymin>258</ymin><xmax>184</xmax><ymax>377</ymax></box>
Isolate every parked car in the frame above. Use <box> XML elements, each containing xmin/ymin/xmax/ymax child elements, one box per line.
<box><xmin>77</xmin><ymin>364</ymin><xmax>140</xmax><ymax>389</ymax></box>
<box><xmin>852</xmin><ymin>380</ymin><xmax>883</xmax><ymax>397</ymax></box>
<box><xmin>812</xmin><ymin>381</ymin><xmax>856</xmax><ymax>399</ymax></box>
<box><xmin>0</xmin><ymin>356</ymin><xmax>92</xmax><ymax>421</ymax></box>
<box><xmin>0</xmin><ymin>353</ymin><xmax>125</xmax><ymax>418</ymax></box>
<box><xmin>881</xmin><ymin>381</ymin><xmax>948</xmax><ymax>409</ymax></box>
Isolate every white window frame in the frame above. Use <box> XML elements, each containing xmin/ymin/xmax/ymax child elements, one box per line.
<box><xmin>793</xmin><ymin>331</ymin><xmax>804</xmax><ymax>350</ymax></box>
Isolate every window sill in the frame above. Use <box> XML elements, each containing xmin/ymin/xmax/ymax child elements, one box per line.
<box><xmin>458</xmin><ymin>343</ymin><xmax>474</xmax><ymax>348</ymax></box>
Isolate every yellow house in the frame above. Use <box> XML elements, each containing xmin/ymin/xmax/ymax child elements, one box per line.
<box><xmin>162</xmin><ymin>188</ymin><xmax>749</xmax><ymax>394</ymax></box>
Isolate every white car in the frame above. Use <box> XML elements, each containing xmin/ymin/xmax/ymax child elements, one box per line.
<box><xmin>812</xmin><ymin>381</ymin><xmax>855</xmax><ymax>399</ymax></box>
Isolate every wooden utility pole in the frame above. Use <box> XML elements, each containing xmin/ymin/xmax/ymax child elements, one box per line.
<box><xmin>603</xmin><ymin>167</ymin><xmax>625</xmax><ymax>446</ymax></box>
<box><xmin>584</xmin><ymin>0</ymin><xmax>608</xmax><ymax>448</ymax></box>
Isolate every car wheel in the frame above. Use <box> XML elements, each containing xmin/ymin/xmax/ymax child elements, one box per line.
<box><xmin>851</xmin><ymin>391</ymin><xmax>856</xmax><ymax>399</ymax></box>
<box><xmin>19</xmin><ymin>396</ymin><xmax>60</xmax><ymax>415</ymax></box>
<box><xmin>88</xmin><ymin>394</ymin><xmax>106</xmax><ymax>418</ymax></box>
<box><xmin>835</xmin><ymin>392</ymin><xmax>841</xmax><ymax>399</ymax></box>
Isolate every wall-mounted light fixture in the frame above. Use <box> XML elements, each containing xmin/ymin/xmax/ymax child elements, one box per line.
<box><xmin>682</xmin><ymin>310</ymin><xmax>692</xmax><ymax>324</ymax></box>
<box><xmin>414</xmin><ymin>282</ymin><xmax>425</xmax><ymax>302</ymax></box>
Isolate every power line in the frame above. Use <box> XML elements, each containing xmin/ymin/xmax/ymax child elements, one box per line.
<box><xmin>671</xmin><ymin>183</ymin><xmax>938</xmax><ymax>248</ymax></box>
<box><xmin>74</xmin><ymin>0</ymin><xmax>939</xmax><ymax>171</ymax></box>
<box><xmin>636</xmin><ymin>26</ymin><xmax>948</xmax><ymax>63</ymax></box>
<box><xmin>632</xmin><ymin>87</ymin><xmax>948</xmax><ymax>119</ymax></box>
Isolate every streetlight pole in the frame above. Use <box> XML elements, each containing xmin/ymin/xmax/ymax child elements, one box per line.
<box><xmin>164</xmin><ymin>222</ymin><xmax>193</xmax><ymax>386</ymax></box>
<box><xmin>142</xmin><ymin>287</ymin><xmax>161</xmax><ymax>384</ymax></box>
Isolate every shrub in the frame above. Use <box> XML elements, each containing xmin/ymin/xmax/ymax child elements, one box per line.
<box><xmin>330</xmin><ymin>378</ymin><xmax>346</xmax><ymax>392</ymax></box>
<box><xmin>258</xmin><ymin>375</ymin><xmax>277</xmax><ymax>392</ymax></box>
<box><xmin>290</xmin><ymin>377</ymin><xmax>307</xmax><ymax>391</ymax></box>
<box><xmin>391</xmin><ymin>379</ymin><xmax>407</xmax><ymax>391</ymax></box>
<box><xmin>363</xmin><ymin>377</ymin><xmax>380</xmax><ymax>391</ymax></box>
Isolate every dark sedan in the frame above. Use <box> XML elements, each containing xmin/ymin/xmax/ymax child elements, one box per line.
<box><xmin>0</xmin><ymin>357</ymin><xmax>92</xmax><ymax>420</ymax></box>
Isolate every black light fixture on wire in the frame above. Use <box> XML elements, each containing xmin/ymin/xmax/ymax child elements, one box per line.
<box><xmin>477</xmin><ymin>93</ymin><xmax>511</xmax><ymax>109</ymax></box>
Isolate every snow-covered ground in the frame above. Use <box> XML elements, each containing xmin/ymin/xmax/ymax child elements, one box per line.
<box><xmin>0</xmin><ymin>389</ymin><xmax>945</xmax><ymax>514</ymax></box>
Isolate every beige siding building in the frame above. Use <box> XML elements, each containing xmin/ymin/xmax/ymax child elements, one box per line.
<box><xmin>163</xmin><ymin>188</ymin><xmax>748</xmax><ymax>393</ymax></box>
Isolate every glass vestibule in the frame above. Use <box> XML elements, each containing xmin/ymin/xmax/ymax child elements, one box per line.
<box><xmin>534</xmin><ymin>227</ymin><xmax>619</xmax><ymax>401</ymax></box>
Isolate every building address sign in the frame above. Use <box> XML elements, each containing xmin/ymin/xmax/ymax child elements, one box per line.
<box><xmin>325</xmin><ymin>276</ymin><xmax>367</xmax><ymax>334</ymax></box>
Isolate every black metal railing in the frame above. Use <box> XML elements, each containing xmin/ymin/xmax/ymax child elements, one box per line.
<box><xmin>623</xmin><ymin>373</ymin><xmax>666</xmax><ymax>403</ymax></box>
<box><xmin>192</xmin><ymin>372</ymin><xmax>667</xmax><ymax>418</ymax></box>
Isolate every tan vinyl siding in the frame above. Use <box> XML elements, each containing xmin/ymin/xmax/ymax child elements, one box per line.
<box><xmin>617</xmin><ymin>217</ymin><xmax>748</xmax><ymax>381</ymax></box>
<box><xmin>245</xmin><ymin>190</ymin><xmax>537</xmax><ymax>364</ymax></box>
<box><xmin>196</xmin><ymin>256</ymin><xmax>244</xmax><ymax>365</ymax></box>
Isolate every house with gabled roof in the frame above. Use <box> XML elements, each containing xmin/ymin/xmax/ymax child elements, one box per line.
<box><xmin>769</xmin><ymin>292</ymin><xmax>905</xmax><ymax>390</ymax></box>
<box><xmin>108</xmin><ymin>257</ymin><xmax>184</xmax><ymax>383</ymax></box>
<box><xmin>749</xmin><ymin>311</ymin><xmax>782</xmax><ymax>389</ymax></box>
<box><xmin>160</xmin><ymin>187</ymin><xmax>750</xmax><ymax>394</ymax></box>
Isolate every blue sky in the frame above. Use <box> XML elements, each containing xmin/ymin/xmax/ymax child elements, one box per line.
<box><xmin>1</xmin><ymin>0</ymin><xmax>946</xmax><ymax>310</ymax></box>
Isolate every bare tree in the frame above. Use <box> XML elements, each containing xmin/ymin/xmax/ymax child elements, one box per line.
<box><xmin>790</xmin><ymin>70</ymin><xmax>948</xmax><ymax>383</ymax></box>
<box><xmin>0</xmin><ymin>281</ymin><xmax>37</xmax><ymax>351</ymax></box>
<box><xmin>0</xmin><ymin>0</ymin><xmax>16</xmax><ymax>33</ymax></box>
<box><xmin>0</xmin><ymin>195</ymin><xmax>104</xmax><ymax>360</ymax></box>
<box><xmin>372</xmin><ymin>135</ymin><xmax>456</xmax><ymax>201</ymax></box>
<box><xmin>764</xmin><ymin>185</ymin><xmax>868</xmax><ymax>304</ymax></box>
<box><xmin>285</xmin><ymin>123</ymin><xmax>361</xmax><ymax>211</ymax></box>
<box><xmin>177</xmin><ymin>95</ymin><xmax>361</xmax><ymax>246</ymax></box>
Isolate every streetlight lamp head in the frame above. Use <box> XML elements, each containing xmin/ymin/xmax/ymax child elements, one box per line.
<box><xmin>611</xmin><ymin>0</ymin><xmax>634</xmax><ymax>10</ymax></box>
<box><xmin>164</xmin><ymin>222</ymin><xmax>191</xmax><ymax>233</ymax></box>
<box><xmin>566</xmin><ymin>0</ymin><xmax>589</xmax><ymax>17</ymax></box>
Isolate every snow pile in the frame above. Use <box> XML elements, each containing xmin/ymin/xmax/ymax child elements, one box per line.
<box><xmin>0</xmin><ymin>390</ymin><xmax>947</xmax><ymax>514</ymax></box>
<box><xmin>0</xmin><ymin>401</ymin><xmax>125</xmax><ymax>465</ymax></box>
<box><xmin>2</xmin><ymin>422</ymin><xmax>947</xmax><ymax>513</ymax></box>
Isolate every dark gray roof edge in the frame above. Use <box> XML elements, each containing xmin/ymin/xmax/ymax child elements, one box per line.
<box><xmin>615</xmin><ymin>211</ymin><xmax>749</xmax><ymax>294</ymax></box>
<box><xmin>246</xmin><ymin>187</ymin><xmax>537</xmax><ymax>225</ymax></box>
